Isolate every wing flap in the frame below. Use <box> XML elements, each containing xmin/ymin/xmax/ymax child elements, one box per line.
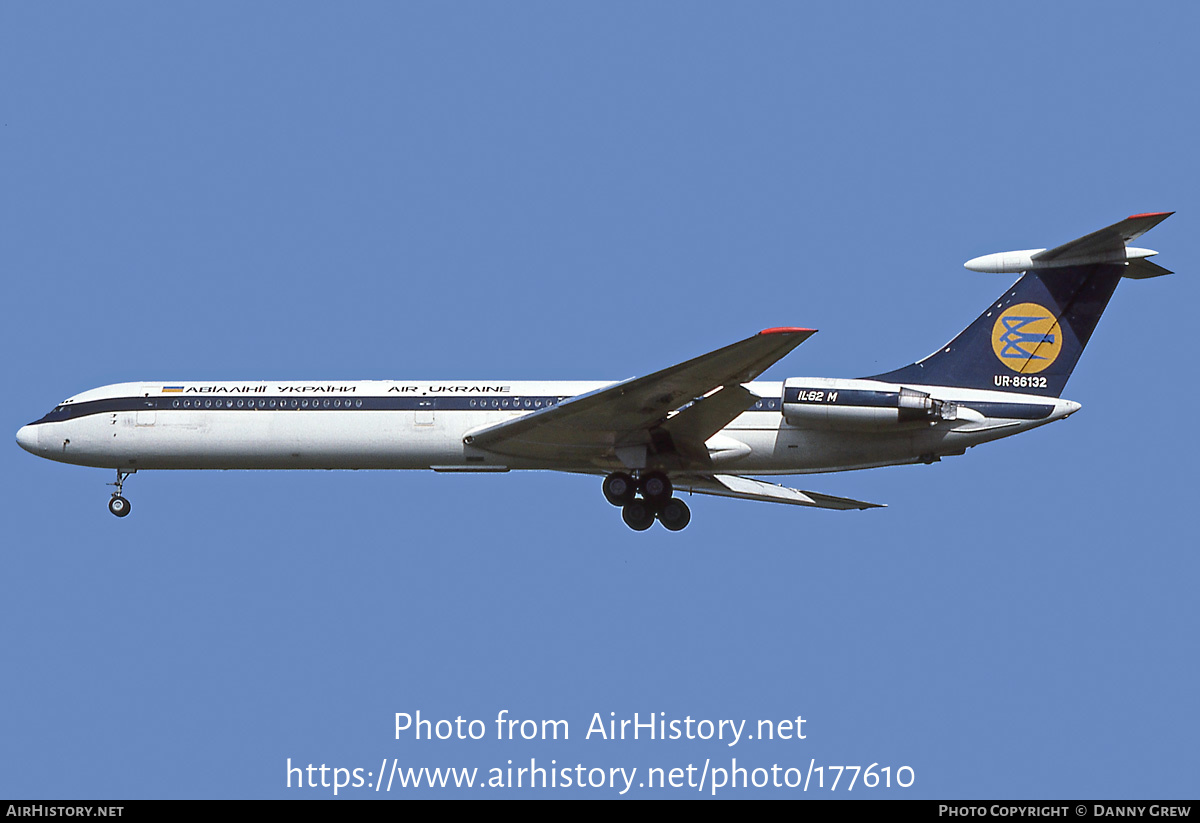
<box><xmin>661</xmin><ymin>384</ymin><xmax>759</xmax><ymax>457</ymax></box>
<box><xmin>676</xmin><ymin>473</ymin><xmax>885</xmax><ymax>509</ymax></box>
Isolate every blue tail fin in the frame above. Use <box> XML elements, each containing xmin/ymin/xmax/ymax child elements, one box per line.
<box><xmin>868</xmin><ymin>264</ymin><xmax>1124</xmax><ymax>397</ymax></box>
<box><xmin>870</xmin><ymin>213</ymin><xmax>1173</xmax><ymax>397</ymax></box>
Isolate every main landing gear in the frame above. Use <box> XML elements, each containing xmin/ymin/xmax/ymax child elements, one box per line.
<box><xmin>603</xmin><ymin>471</ymin><xmax>691</xmax><ymax>532</ymax></box>
<box><xmin>107</xmin><ymin>469</ymin><xmax>134</xmax><ymax>518</ymax></box>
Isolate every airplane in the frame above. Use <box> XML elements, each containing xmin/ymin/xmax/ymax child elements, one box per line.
<box><xmin>16</xmin><ymin>213</ymin><xmax>1174</xmax><ymax>531</ymax></box>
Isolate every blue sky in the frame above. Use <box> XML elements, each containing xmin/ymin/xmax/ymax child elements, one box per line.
<box><xmin>3</xmin><ymin>3</ymin><xmax>1197</xmax><ymax>799</ymax></box>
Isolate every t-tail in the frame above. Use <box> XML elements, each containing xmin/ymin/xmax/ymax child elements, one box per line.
<box><xmin>869</xmin><ymin>212</ymin><xmax>1174</xmax><ymax>397</ymax></box>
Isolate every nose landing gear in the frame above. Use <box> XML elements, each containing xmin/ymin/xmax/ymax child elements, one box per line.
<box><xmin>603</xmin><ymin>470</ymin><xmax>691</xmax><ymax>532</ymax></box>
<box><xmin>107</xmin><ymin>469</ymin><xmax>135</xmax><ymax>518</ymax></box>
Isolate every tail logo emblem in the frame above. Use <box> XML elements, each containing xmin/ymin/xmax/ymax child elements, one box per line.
<box><xmin>991</xmin><ymin>303</ymin><xmax>1063</xmax><ymax>374</ymax></box>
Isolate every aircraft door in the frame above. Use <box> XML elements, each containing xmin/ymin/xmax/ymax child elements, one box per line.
<box><xmin>136</xmin><ymin>385</ymin><xmax>157</xmax><ymax>426</ymax></box>
<box><xmin>415</xmin><ymin>398</ymin><xmax>435</xmax><ymax>427</ymax></box>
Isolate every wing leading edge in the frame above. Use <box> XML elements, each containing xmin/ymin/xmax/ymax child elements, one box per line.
<box><xmin>463</xmin><ymin>328</ymin><xmax>816</xmax><ymax>465</ymax></box>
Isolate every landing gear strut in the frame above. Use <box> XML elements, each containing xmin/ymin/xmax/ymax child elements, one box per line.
<box><xmin>107</xmin><ymin>469</ymin><xmax>134</xmax><ymax>518</ymax></box>
<box><xmin>603</xmin><ymin>470</ymin><xmax>691</xmax><ymax>531</ymax></box>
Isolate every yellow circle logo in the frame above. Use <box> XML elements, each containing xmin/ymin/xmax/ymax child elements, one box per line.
<box><xmin>991</xmin><ymin>303</ymin><xmax>1063</xmax><ymax>374</ymax></box>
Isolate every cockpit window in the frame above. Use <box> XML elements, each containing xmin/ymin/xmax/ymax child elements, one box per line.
<box><xmin>35</xmin><ymin>402</ymin><xmax>73</xmax><ymax>423</ymax></box>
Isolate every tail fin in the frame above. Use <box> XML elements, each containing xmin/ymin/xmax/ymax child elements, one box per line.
<box><xmin>869</xmin><ymin>214</ymin><xmax>1173</xmax><ymax>397</ymax></box>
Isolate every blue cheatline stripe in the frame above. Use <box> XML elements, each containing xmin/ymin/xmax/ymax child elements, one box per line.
<box><xmin>784</xmin><ymin>388</ymin><xmax>896</xmax><ymax>407</ymax></box>
<box><xmin>30</xmin><ymin>395</ymin><xmax>565</xmax><ymax>424</ymax></box>
<box><xmin>26</xmin><ymin>389</ymin><xmax>1048</xmax><ymax>425</ymax></box>
<box><xmin>962</xmin><ymin>402</ymin><xmax>1054</xmax><ymax>420</ymax></box>
<box><xmin>27</xmin><ymin>394</ymin><xmax>787</xmax><ymax>426</ymax></box>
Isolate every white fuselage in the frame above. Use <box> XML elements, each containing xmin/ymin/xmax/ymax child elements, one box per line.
<box><xmin>17</xmin><ymin>378</ymin><xmax>1080</xmax><ymax>476</ymax></box>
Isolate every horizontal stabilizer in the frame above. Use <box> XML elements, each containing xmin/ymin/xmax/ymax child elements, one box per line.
<box><xmin>1123</xmin><ymin>257</ymin><xmax>1173</xmax><ymax>279</ymax></box>
<box><xmin>675</xmin><ymin>473</ymin><xmax>885</xmax><ymax>509</ymax></box>
<box><xmin>964</xmin><ymin>212</ymin><xmax>1173</xmax><ymax>273</ymax></box>
<box><xmin>1033</xmin><ymin>212</ymin><xmax>1173</xmax><ymax>263</ymax></box>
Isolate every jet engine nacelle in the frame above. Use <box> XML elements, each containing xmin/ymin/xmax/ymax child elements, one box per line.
<box><xmin>782</xmin><ymin>380</ymin><xmax>957</xmax><ymax>430</ymax></box>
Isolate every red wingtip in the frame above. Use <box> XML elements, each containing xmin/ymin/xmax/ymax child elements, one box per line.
<box><xmin>1127</xmin><ymin>211</ymin><xmax>1174</xmax><ymax>220</ymax></box>
<box><xmin>758</xmin><ymin>326</ymin><xmax>816</xmax><ymax>336</ymax></box>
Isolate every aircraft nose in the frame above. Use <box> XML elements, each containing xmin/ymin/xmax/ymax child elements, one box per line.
<box><xmin>16</xmin><ymin>425</ymin><xmax>39</xmax><ymax>454</ymax></box>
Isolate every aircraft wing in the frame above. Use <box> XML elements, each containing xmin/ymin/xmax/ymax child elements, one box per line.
<box><xmin>463</xmin><ymin>328</ymin><xmax>815</xmax><ymax>463</ymax></box>
<box><xmin>674</xmin><ymin>473</ymin><xmax>884</xmax><ymax>509</ymax></box>
<box><xmin>1032</xmin><ymin>212</ymin><xmax>1174</xmax><ymax>263</ymax></box>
